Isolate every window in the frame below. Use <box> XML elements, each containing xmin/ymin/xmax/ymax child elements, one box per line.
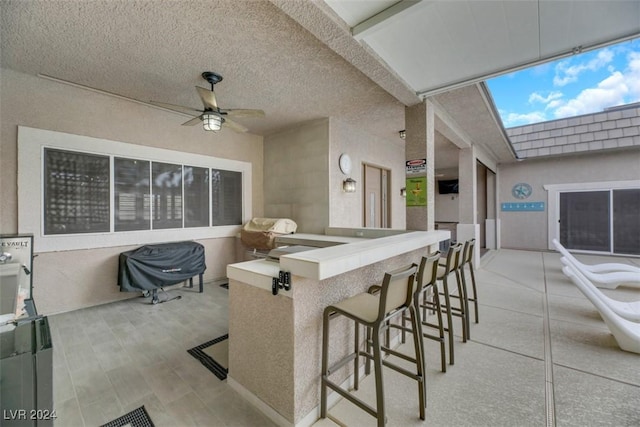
<box><xmin>152</xmin><ymin>162</ymin><xmax>183</xmax><ymax>229</ymax></box>
<box><xmin>44</xmin><ymin>148</ymin><xmax>110</xmax><ymax>234</ymax></box>
<box><xmin>42</xmin><ymin>150</ymin><xmax>243</xmax><ymax>234</ymax></box>
<box><xmin>212</xmin><ymin>169</ymin><xmax>242</xmax><ymax>226</ymax></box>
<box><xmin>184</xmin><ymin>166</ymin><xmax>210</xmax><ymax>228</ymax></box>
<box><xmin>19</xmin><ymin>126</ymin><xmax>252</xmax><ymax>252</ymax></box>
<box><xmin>114</xmin><ymin>158</ymin><xmax>150</xmax><ymax>232</ymax></box>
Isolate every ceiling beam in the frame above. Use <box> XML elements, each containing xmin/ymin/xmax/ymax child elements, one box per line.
<box><xmin>429</xmin><ymin>98</ymin><xmax>473</xmax><ymax>150</ymax></box>
<box><xmin>352</xmin><ymin>0</ymin><xmax>424</xmax><ymax>41</ymax></box>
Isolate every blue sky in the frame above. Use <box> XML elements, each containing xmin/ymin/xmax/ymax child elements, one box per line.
<box><xmin>487</xmin><ymin>38</ymin><xmax>640</xmax><ymax>128</ymax></box>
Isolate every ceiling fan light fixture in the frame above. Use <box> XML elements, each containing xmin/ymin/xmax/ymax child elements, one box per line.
<box><xmin>203</xmin><ymin>113</ymin><xmax>222</xmax><ymax>131</ymax></box>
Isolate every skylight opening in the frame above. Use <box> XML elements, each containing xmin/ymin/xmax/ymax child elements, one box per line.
<box><xmin>486</xmin><ymin>37</ymin><xmax>640</xmax><ymax>129</ymax></box>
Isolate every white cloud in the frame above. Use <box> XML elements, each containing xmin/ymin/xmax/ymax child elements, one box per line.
<box><xmin>551</xmin><ymin>50</ymin><xmax>640</xmax><ymax>119</ymax></box>
<box><xmin>626</xmin><ymin>51</ymin><xmax>640</xmax><ymax>97</ymax></box>
<box><xmin>528</xmin><ymin>91</ymin><xmax>563</xmax><ymax>104</ymax></box>
<box><xmin>553</xmin><ymin>49</ymin><xmax>614</xmax><ymax>87</ymax></box>
<box><xmin>503</xmin><ymin>111</ymin><xmax>547</xmax><ymax>127</ymax></box>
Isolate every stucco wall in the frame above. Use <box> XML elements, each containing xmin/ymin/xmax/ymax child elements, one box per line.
<box><xmin>435</xmin><ymin>193</ymin><xmax>459</xmax><ymax>222</ymax></box>
<box><xmin>263</xmin><ymin>119</ymin><xmax>330</xmax><ymax>233</ymax></box>
<box><xmin>498</xmin><ymin>149</ymin><xmax>640</xmax><ymax>250</ymax></box>
<box><xmin>0</xmin><ymin>69</ymin><xmax>264</xmax><ymax>314</ymax></box>
<box><xmin>263</xmin><ymin>117</ymin><xmax>407</xmax><ymax>233</ymax></box>
<box><xmin>329</xmin><ymin>117</ymin><xmax>406</xmax><ymax>229</ymax></box>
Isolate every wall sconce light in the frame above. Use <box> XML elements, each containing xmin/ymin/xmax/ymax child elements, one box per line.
<box><xmin>203</xmin><ymin>113</ymin><xmax>223</xmax><ymax>131</ymax></box>
<box><xmin>399</xmin><ymin>130</ymin><xmax>406</xmax><ymax>140</ymax></box>
<box><xmin>400</xmin><ymin>187</ymin><xmax>406</xmax><ymax>197</ymax></box>
<box><xmin>343</xmin><ymin>178</ymin><xmax>356</xmax><ymax>193</ymax></box>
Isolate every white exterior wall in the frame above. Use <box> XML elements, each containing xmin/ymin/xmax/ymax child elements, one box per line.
<box><xmin>498</xmin><ymin>149</ymin><xmax>640</xmax><ymax>251</ymax></box>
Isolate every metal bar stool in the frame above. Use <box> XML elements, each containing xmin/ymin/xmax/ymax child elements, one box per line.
<box><xmin>436</xmin><ymin>242</ymin><xmax>466</xmax><ymax>365</ymax></box>
<box><xmin>320</xmin><ymin>264</ymin><xmax>424</xmax><ymax>426</ymax></box>
<box><xmin>416</xmin><ymin>252</ymin><xmax>447</xmax><ymax>372</ymax></box>
<box><xmin>463</xmin><ymin>239</ymin><xmax>479</xmax><ymax>324</ymax></box>
<box><xmin>445</xmin><ymin>239</ymin><xmax>477</xmax><ymax>341</ymax></box>
<box><xmin>386</xmin><ymin>252</ymin><xmax>447</xmax><ymax>373</ymax></box>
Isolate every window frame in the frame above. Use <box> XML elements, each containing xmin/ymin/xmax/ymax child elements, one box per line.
<box><xmin>18</xmin><ymin>126</ymin><xmax>252</xmax><ymax>252</ymax></box>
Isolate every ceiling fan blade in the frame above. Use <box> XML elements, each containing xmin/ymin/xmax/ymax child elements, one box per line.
<box><xmin>196</xmin><ymin>86</ymin><xmax>218</xmax><ymax>110</ymax></box>
<box><xmin>149</xmin><ymin>100</ymin><xmax>202</xmax><ymax>115</ymax></box>
<box><xmin>182</xmin><ymin>115</ymin><xmax>203</xmax><ymax>126</ymax></box>
<box><xmin>221</xmin><ymin>109</ymin><xmax>265</xmax><ymax>118</ymax></box>
<box><xmin>222</xmin><ymin>117</ymin><xmax>248</xmax><ymax>133</ymax></box>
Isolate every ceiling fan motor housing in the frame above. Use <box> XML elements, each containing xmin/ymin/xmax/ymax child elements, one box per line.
<box><xmin>202</xmin><ymin>71</ymin><xmax>223</xmax><ymax>86</ymax></box>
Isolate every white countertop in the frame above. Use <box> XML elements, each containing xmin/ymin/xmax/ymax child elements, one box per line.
<box><xmin>280</xmin><ymin>230</ymin><xmax>449</xmax><ymax>280</ymax></box>
<box><xmin>275</xmin><ymin>233</ymin><xmax>366</xmax><ymax>247</ymax></box>
<box><xmin>227</xmin><ymin>230</ymin><xmax>450</xmax><ymax>293</ymax></box>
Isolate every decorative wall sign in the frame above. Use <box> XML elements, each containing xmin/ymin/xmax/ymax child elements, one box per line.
<box><xmin>406</xmin><ymin>177</ymin><xmax>427</xmax><ymax>206</ymax></box>
<box><xmin>511</xmin><ymin>182</ymin><xmax>533</xmax><ymax>199</ymax></box>
<box><xmin>406</xmin><ymin>158</ymin><xmax>426</xmax><ymax>175</ymax></box>
<box><xmin>501</xmin><ymin>202</ymin><xmax>545</xmax><ymax>211</ymax></box>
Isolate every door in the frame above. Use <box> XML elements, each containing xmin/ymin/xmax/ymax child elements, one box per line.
<box><xmin>363</xmin><ymin>164</ymin><xmax>390</xmax><ymax>228</ymax></box>
<box><xmin>560</xmin><ymin>191</ymin><xmax>610</xmax><ymax>252</ymax></box>
<box><xmin>613</xmin><ymin>189</ymin><xmax>640</xmax><ymax>255</ymax></box>
<box><xmin>559</xmin><ymin>188</ymin><xmax>640</xmax><ymax>255</ymax></box>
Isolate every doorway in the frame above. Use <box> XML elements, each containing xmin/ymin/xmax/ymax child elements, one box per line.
<box><xmin>559</xmin><ymin>188</ymin><xmax>640</xmax><ymax>255</ymax></box>
<box><xmin>363</xmin><ymin>164</ymin><xmax>390</xmax><ymax>228</ymax></box>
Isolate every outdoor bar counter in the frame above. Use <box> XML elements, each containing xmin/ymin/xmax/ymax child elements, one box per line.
<box><xmin>226</xmin><ymin>229</ymin><xmax>450</xmax><ymax>426</ymax></box>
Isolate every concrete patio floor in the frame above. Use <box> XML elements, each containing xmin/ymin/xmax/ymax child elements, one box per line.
<box><xmin>317</xmin><ymin>249</ymin><xmax>640</xmax><ymax>427</ymax></box>
<box><xmin>48</xmin><ymin>249</ymin><xmax>640</xmax><ymax>426</ymax></box>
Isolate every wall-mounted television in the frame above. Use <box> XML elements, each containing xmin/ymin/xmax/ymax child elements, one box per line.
<box><xmin>438</xmin><ymin>179</ymin><xmax>459</xmax><ymax>194</ymax></box>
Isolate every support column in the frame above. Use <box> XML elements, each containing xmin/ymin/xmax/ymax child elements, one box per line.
<box><xmin>457</xmin><ymin>147</ymin><xmax>480</xmax><ymax>263</ymax></box>
<box><xmin>405</xmin><ymin>100</ymin><xmax>435</xmax><ymax>232</ymax></box>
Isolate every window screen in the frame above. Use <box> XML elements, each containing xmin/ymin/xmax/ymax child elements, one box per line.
<box><xmin>152</xmin><ymin>162</ymin><xmax>183</xmax><ymax>229</ymax></box>
<box><xmin>44</xmin><ymin>148</ymin><xmax>110</xmax><ymax>234</ymax></box>
<box><xmin>114</xmin><ymin>158</ymin><xmax>150</xmax><ymax>231</ymax></box>
<box><xmin>560</xmin><ymin>191</ymin><xmax>610</xmax><ymax>252</ymax></box>
<box><xmin>613</xmin><ymin>189</ymin><xmax>640</xmax><ymax>255</ymax></box>
<box><xmin>212</xmin><ymin>169</ymin><xmax>242</xmax><ymax>226</ymax></box>
<box><xmin>184</xmin><ymin>166</ymin><xmax>210</xmax><ymax>227</ymax></box>
<box><xmin>42</xmin><ymin>147</ymin><xmax>244</xmax><ymax>236</ymax></box>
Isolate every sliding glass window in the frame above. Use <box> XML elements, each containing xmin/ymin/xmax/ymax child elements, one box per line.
<box><xmin>212</xmin><ymin>169</ymin><xmax>242</xmax><ymax>226</ymax></box>
<box><xmin>44</xmin><ymin>148</ymin><xmax>110</xmax><ymax>234</ymax></box>
<box><xmin>152</xmin><ymin>162</ymin><xmax>183</xmax><ymax>229</ymax></box>
<box><xmin>184</xmin><ymin>166</ymin><xmax>210</xmax><ymax>228</ymax></box>
<box><xmin>42</xmin><ymin>147</ymin><xmax>243</xmax><ymax>235</ymax></box>
<box><xmin>114</xmin><ymin>158</ymin><xmax>150</xmax><ymax>231</ymax></box>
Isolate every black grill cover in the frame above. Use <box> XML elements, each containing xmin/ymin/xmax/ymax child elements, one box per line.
<box><xmin>118</xmin><ymin>241</ymin><xmax>206</xmax><ymax>292</ymax></box>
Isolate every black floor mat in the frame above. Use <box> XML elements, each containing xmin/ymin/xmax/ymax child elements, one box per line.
<box><xmin>101</xmin><ymin>406</ymin><xmax>154</xmax><ymax>427</ymax></box>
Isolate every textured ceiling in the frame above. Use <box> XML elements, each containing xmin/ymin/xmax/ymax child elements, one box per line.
<box><xmin>0</xmin><ymin>0</ymin><xmax>517</xmax><ymax>172</ymax></box>
<box><xmin>0</xmin><ymin>0</ymin><xmax>405</xmax><ymax>139</ymax></box>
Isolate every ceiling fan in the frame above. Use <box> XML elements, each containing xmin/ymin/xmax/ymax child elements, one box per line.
<box><xmin>150</xmin><ymin>71</ymin><xmax>265</xmax><ymax>133</ymax></box>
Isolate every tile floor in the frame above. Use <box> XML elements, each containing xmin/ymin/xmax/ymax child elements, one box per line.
<box><xmin>48</xmin><ymin>250</ymin><xmax>640</xmax><ymax>426</ymax></box>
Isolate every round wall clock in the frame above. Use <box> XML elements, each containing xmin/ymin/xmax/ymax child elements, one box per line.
<box><xmin>339</xmin><ymin>154</ymin><xmax>352</xmax><ymax>175</ymax></box>
<box><xmin>512</xmin><ymin>183</ymin><xmax>532</xmax><ymax>199</ymax></box>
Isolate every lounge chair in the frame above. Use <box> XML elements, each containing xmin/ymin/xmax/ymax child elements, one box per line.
<box><xmin>561</xmin><ymin>260</ymin><xmax>640</xmax><ymax>322</ymax></box>
<box><xmin>562</xmin><ymin>265</ymin><xmax>640</xmax><ymax>354</ymax></box>
<box><xmin>552</xmin><ymin>239</ymin><xmax>640</xmax><ymax>274</ymax></box>
<box><xmin>552</xmin><ymin>239</ymin><xmax>640</xmax><ymax>289</ymax></box>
